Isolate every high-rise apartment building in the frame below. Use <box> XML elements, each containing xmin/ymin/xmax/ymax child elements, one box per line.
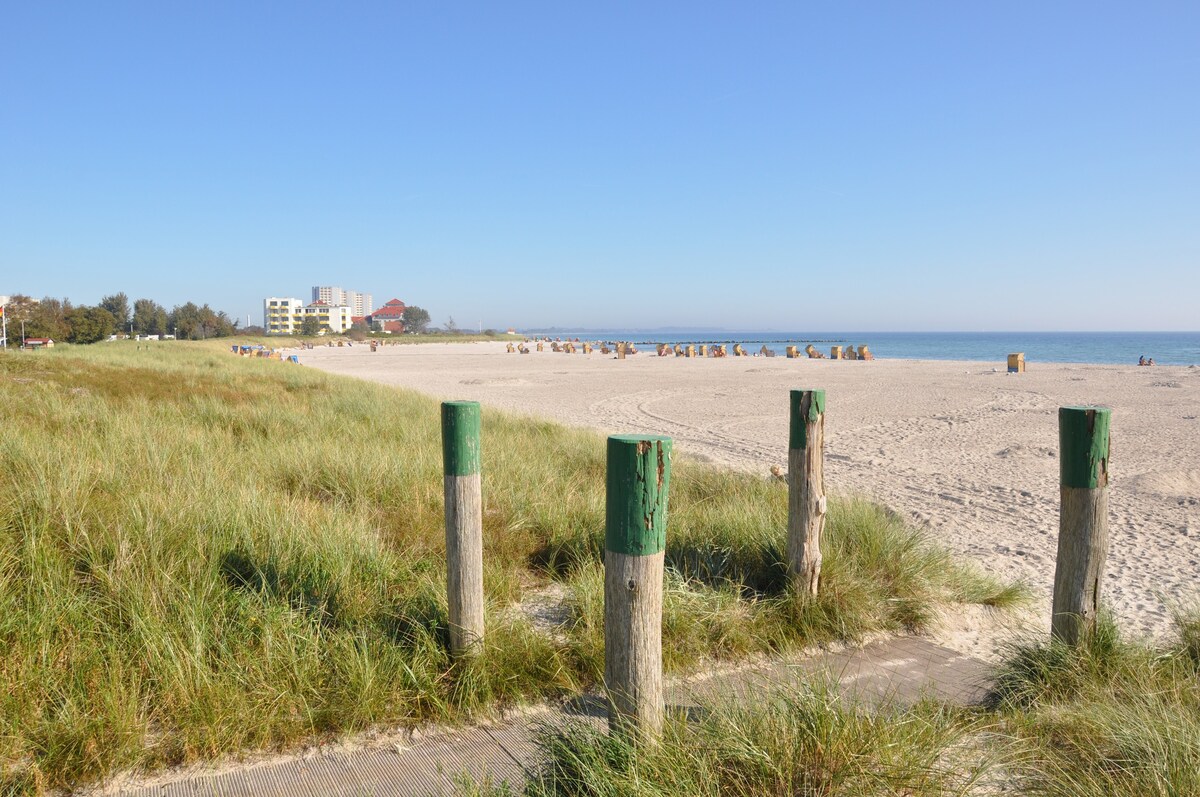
<box><xmin>312</xmin><ymin>286</ymin><xmax>345</xmax><ymax>306</ymax></box>
<box><xmin>346</xmin><ymin>290</ymin><xmax>373</xmax><ymax>317</ymax></box>
<box><xmin>312</xmin><ymin>286</ymin><xmax>373</xmax><ymax>317</ymax></box>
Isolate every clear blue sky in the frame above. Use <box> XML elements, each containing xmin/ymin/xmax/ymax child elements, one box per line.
<box><xmin>2</xmin><ymin>2</ymin><xmax>1197</xmax><ymax>331</ymax></box>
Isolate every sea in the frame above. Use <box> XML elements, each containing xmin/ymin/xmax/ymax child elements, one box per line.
<box><xmin>523</xmin><ymin>331</ymin><xmax>1200</xmax><ymax>367</ymax></box>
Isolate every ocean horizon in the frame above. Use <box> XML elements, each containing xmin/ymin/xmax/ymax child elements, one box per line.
<box><xmin>518</xmin><ymin>331</ymin><xmax>1200</xmax><ymax>367</ymax></box>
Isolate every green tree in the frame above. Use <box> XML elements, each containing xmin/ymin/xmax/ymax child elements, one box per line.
<box><xmin>299</xmin><ymin>316</ymin><xmax>321</xmax><ymax>336</ymax></box>
<box><xmin>65</xmin><ymin>306</ymin><xmax>116</xmax><ymax>344</ymax></box>
<box><xmin>402</xmin><ymin>305</ymin><xmax>430</xmax><ymax>334</ymax></box>
<box><xmin>27</xmin><ymin>297</ymin><xmax>73</xmax><ymax>341</ymax></box>
<box><xmin>170</xmin><ymin>303</ymin><xmax>203</xmax><ymax>339</ymax></box>
<box><xmin>212</xmin><ymin>309</ymin><xmax>237</xmax><ymax>337</ymax></box>
<box><xmin>200</xmin><ymin>307</ymin><xmax>218</xmax><ymax>336</ymax></box>
<box><xmin>99</xmin><ymin>293</ymin><xmax>130</xmax><ymax>335</ymax></box>
<box><xmin>2</xmin><ymin>295</ymin><xmax>40</xmax><ymax>342</ymax></box>
<box><xmin>132</xmin><ymin>298</ymin><xmax>169</xmax><ymax>336</ymax></box>
<box><xmin>169</xmin><ymin>303</ymin><xmax>236</xmax><ymax>339</ymax></box>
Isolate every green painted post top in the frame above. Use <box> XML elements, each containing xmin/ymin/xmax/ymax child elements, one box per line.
<box><xmin>442</xmin><ymin>401</ymin><xmax>481</xmax><ymax>476</ymax></box>
<box><xmin>605</xmin><ymin>435</ymin><xmax>672</xmax><ymax>556</ymax></box>
<box><xmin>788</xmin><ymin>389</ymin><xmax>826</xmax><ymax>450</ymax></box>
<box><xmin>1059</xmin><ymin>406</ymin><xmax>1111</xmax><ymax>489</ymax></box>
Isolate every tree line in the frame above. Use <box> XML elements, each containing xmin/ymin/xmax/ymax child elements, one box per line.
<box><xmin>3</xmin><ymin>293</ymin><xmax>238</xmax><ymax>344</ymax></box>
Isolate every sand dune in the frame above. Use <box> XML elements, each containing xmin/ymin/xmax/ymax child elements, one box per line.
<box><xmin>300</xmin><ymin>341</ymin><xmax>1200</xmax><ymax>657</ymax></box>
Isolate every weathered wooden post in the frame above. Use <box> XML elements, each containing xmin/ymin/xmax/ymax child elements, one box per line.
<box><xmin>442</xmin><ymin>401</ymin><xmax>485</xmax><ymax>656</ymax></box>
<box><xmin>786</xmin><ymin>390</ymin><xmax>827</xmax><ymax>595</ymax></box>
<box><xmin>1051</xmin><ymin>406</ymin><xmax>1111</xmax><ymax>645</ymax></box>
<box><xmin>605</xmin><ymin>434</ymin><xmax>671</xmax><ymax>741</ymax></box>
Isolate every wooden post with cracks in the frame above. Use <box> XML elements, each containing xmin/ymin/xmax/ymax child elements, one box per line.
<box><xmin>1051</xmin><ymin>406</ymin><xmax>1111</xmax><ymax>645</ymax></box>
<box><xmin>604</xmin><ymin>434</ymin><xmax>671</xmax><ymax>742</ymax></box>
<box><xmin>786</xmin><ymin>389</ymin><xmax>827</xmax><ymax>595</ymax></box>
<box><xmin>442</xmin><ymin>400</ymin><xmax>485</xmax><ymax>656</ymax></box>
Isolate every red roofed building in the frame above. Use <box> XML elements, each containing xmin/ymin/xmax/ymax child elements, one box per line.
<box><xmin>369</xmin><ymin>299</ymin><xmax>406</xmax><ymax>333</ymax></box>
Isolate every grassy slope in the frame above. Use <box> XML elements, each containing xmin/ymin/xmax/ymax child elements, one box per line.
<box><xmin>0</xmin><ymin>342</ymin><xmax>1017</xmax><ymax>793</ymax></box>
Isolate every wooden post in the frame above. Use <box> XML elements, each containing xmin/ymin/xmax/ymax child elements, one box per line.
<box><xmin>605</xmin><ymin>434</ymin><xmax>671</xmax><ymax>742</ymax></box>
<box><xmin>786</xmin><ymin>389</ymin><xmax>827</xmax><ymax>595</ymax></box>
<box><xmin>1051</xmin><ymin>406</ymin><xmax>1111</xmax><ymax>645</ymax></box>
<box><xmin>442</xmin><ymin>401</ymin><xmax>485</xmax><ymax>656</ymax></box>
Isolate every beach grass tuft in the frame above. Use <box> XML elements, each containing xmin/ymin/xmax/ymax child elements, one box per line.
<box><xmin>460</xmin><ymin>685</ymin><xmax>1001</xmax><ymax>797</ymax></box>
<box><xmin>986</xmin><ymin>612</ymin><xmax>1200</xmax><ymax>796</ymax></box>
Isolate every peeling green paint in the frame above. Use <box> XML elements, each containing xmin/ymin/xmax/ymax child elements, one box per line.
<box><xmin>1059</xmin><ymin>406</ymin><xmax>1110</xmax><ymax>489</ymax></box>
<box><xmin>442</xmin><ymin>401</ymin><xmax>481</xmax><ymax>476</ymax></box>
<box><xmin>789</xmin><ymin>389</ymin><xmax>826</xmax><ymax>450</ymax></box>
<box><xmin>605</xmin><ymin>435</ymin><xmax>672</xmax><ymax>556</ymax></box>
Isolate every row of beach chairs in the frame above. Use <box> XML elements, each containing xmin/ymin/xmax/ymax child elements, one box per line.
<box><xmin>650</xmin><ymin>343</ymin><xmax>874</xmax><ymax>360</ymax></box>
<box><xmin>506</xmin><ymin>341</ymin><xmax>874</xmax><ymax>360</ymax></box>
<box><xmin>230</xmin><ymin>345</ymin><xmax>300</xmax><ymax>363</ymax></box>
<box><xmin>506</xmin><ymin>338</ymin><xmax>873</xmax><ymax>360</ymax></box>
<box><xmin>507</xmin><ymin>341</ymin><xmax>639</xmax><ymax>355</ymax></box>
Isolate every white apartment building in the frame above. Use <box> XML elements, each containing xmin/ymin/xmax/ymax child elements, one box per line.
<box><xmin>312</xmin><ymin>286</ymin><xmax>373</xmax><ymax>317</ymax></box>
<box><xmin>264</xmin><ymin>298</ymin><xmax>305</xmax><ymax>335</ymax></box>
<box><xmin>264</xmin><ymin>297</ymin><xmax>354</xmax><ymax>336</ymax></box>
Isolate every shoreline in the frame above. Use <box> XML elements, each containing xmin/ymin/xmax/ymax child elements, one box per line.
<box><xmin>298</xmin><ymin>341</ymin><xmax>1200</xmax><ymax>659</ymax></box>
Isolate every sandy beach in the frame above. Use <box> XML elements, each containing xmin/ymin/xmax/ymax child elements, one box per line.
<box><xmin>300</xmin><ymin>341</ymin><xmax>1200</xmax><ymax>657</ymax></box>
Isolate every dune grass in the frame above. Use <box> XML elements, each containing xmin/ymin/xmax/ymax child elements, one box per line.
<box><xmin>468</xmin><ymin>615</ymin><xmax>1200</xmax><ymax>797</ymax></box>
<box><xmin>459</xmin><ymin>688</ymin><xmax>999</xmax><ymax>797</ymax></box>
<box><xmin>0</xmin><ymin>341</ymin><xmax>1018</xmax><ymax>793</ymax></box>
<box><xmin>988</xmin><ymin>613</ymin><xmax>1200</xmax><ymax>796</ymax></box>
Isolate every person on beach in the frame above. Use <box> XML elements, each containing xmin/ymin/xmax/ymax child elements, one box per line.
<box><xmin>1139</xmin><ymin>355</ymin><xmax>1146</xmax><ymax>366</ymax></box>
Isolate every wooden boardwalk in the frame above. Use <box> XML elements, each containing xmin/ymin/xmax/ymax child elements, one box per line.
<box><xmin>109</xmin><ymin>638</ymin><xmax>991</xmax><ymax>797</ymax></box>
